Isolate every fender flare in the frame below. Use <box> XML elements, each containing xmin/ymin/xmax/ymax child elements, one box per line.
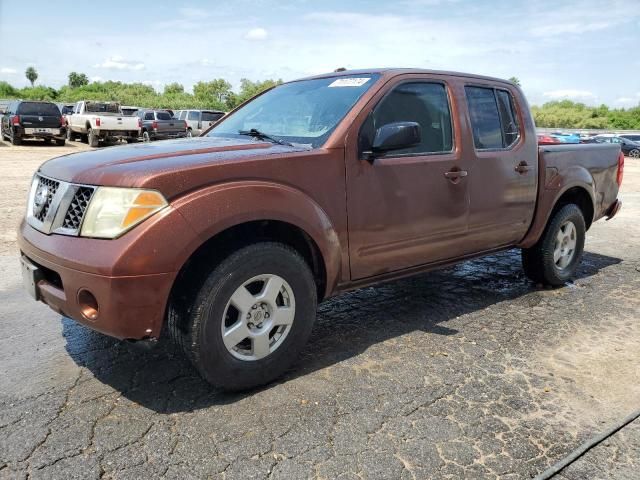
<box><xmin>172</xmin><ymin>180</ymin><xmax>343</xmax><ymax>296</ymax></box>
<box><xmin>519</xmin><ymin>166</ymin><xmax>596</xmax><ymax>248</ymax></box>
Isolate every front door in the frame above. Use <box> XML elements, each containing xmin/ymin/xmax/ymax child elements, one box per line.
<box><xmin>346</xmin><ymin>77</ymin><xmax>471</xmax><ymax>280</ymax></box>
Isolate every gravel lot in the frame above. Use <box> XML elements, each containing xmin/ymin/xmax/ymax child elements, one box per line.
<box><xmin>1</xmin><ymin>139</ymin><xmax>638</xmax><ymax>479</ymax></box>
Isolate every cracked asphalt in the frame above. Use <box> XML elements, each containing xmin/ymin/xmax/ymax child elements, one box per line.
<box><xmin>1</xmin><ymin>140</ymin><xmax>639</xmax><ymax>479</ymax></box>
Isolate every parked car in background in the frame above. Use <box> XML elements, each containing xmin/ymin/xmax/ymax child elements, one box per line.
<box><xmin>176</xmin><ymin>109</ymin><xmax>225</xmax><ymax>137</ymax></box>
<box><xmin>137</xmin><ymin>109</ymin><xmax>187</xmax><ymax>142</ymax></box>
<box><xmin>550</xmin><ymin>132</ymin><xmax>581</xmax><ymax>144</ymax></box>
<box><xmin>586</xmin><ymin>134</ymin><xmax>640</xmax><ymax>157</ymax></box>
<box><xmin>66</xmin><ymin>101</ymin><xmax>141</xmax><ymax>147</ymax></box>
<box><xmin>537</xmin><ymin>133</ymin><xmax>561</xmax><ymax>145</ymax></box>
<box><xmin>57</xmin><ymin>103</ymin><xmax>76</xmax><ymax>116</ymax></box>
<box><xmin>620</xmin><ymin>134</ymin><xmax>640</xmax><ymax>144</ymax></box>
<box><xmin>1</xmin><ymin>100</ymin><xmax>66</xmax><ymax>145</ymax></box>
<box><xmin>18</xmin><ymin>68</ymin><xmax>623</xmax><ymax>390</ymax></box>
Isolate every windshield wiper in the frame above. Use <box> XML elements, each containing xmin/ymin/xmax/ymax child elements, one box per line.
<box><xmin>238</xmin><ymin>129</ymin><xmax>293</xmax><ymax>146</ymax></box>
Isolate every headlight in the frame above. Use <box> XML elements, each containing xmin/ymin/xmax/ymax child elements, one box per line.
<box><xmin>80</xmin><ymin>187</ymin><xmax>168</xmax><ymax>239</ymax></box>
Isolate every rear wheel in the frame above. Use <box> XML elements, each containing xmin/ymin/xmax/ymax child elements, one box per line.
<box><xmin>522</xmin><ymin>203</ymin><xmax>585</xmax><ymax>286</ymax></box>
<box><xmin>55</xmin><ymin>139</ymin><xmax>65</xmax><ymax>146</ymax></box>
<box><xmin>142</xmin><ymin>131</ymin><xmax>150</xmax><ymax>142</ymax></box>
<box><xmin>186</xmin><ymin>128</ymin><xmax>193</xmax><ymax>138</ymax></box>
<box><xmin>87</xmin><ymin>128</ymin><xmax>99</xmax><ymax>147</ymax></box>
<box><xmin>629</xmin><ymin>149</ymin><xmax>640</xmax><ymax>158</ymax></box>
<box><xmin>11</xmin><ymin>131</ymin><xmax>21</xmax><ymax>145</ymax></box>
<box><xmin>170</xmin><ymin>242</ymin><xmax>317</xmax><ymax>391</ymax></box>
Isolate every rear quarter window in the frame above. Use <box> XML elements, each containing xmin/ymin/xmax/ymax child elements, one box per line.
<box><xmin>17</xmin><ymin>102</ymin><xmax>60</xmax><ymax>116</ymax></box>
<box><xmin>201</xmin><ymin>112</ymin><xmax>224</xmax><ymax>122</ymax></box>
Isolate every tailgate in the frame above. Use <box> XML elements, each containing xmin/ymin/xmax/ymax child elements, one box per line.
<box><xmin>20</xmin><ymin>115</ymin><xmax>61</xmax><ymax>129</ymax></box>
<box><xmin>98</xmin><ymin>115</ymin><xmax>138</xmax><ymax>130</ymax></box>
<box><xmin>156</xmin><ymin>120</ymin><xmax>185</xmax><ymax>135</ymax></box>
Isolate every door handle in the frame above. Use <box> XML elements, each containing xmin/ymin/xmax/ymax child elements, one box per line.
<box><xmin>444</xmin><ymin>169</ymin><xmax>468</xmax><ymax>180</ymax></box>
<box><xmin>515</xmin><ymin>161</ymin><xmax>529</xmax><ymax>174</ymax></box>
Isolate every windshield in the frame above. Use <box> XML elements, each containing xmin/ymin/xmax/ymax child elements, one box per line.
<box><xmin>207</xmin><ymin>74</ymin><xmax>380</xmax><ymax>148</ymax></box>
<box><xmin>18</xmin><ymin>102</ymin><xmax>60</xmax><ymax>116</ymax></box>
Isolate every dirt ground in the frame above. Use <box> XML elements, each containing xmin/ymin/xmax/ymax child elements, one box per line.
<box><xmin>0</xmin><ymin>138</ymin><xmax>638</xmax><ymax>479</ymax></box>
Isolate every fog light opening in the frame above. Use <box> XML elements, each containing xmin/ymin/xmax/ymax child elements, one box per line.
<box><xmin>78</xmin><ymin>289</ymin><xmax>99</xmax><ymax>321</ymax></box>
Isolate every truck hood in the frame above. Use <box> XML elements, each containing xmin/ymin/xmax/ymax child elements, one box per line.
<box><xmin>39</xmin><ymin>137</ymin><xmax>309</xmax><ymax>198</ymax></box>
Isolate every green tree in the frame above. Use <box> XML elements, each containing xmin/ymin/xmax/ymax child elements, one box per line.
<box><xmin>25</xmin><ymin>66</ymin><xmax>38</xmax><ymax>87</ymax></box>
<box><xmin>68</xmin><ymin>71</ymin><xmax>89</xmax><ymax>88</ymax></box>
<box><xmin>193</xmin><ymin>79</ymin><xmax>232</xmax><ymax>108</ymax></box>
<box><xmin>164</xmin><ymin>82</ymin><xmax>185</xmax><ymax>95</ymax></box>
<box><xmin>235</xmin><ymin>78</ymin><xmax>282</xmax><ymax>105</ymax></box>
<box><xmin>0</xmin><ymin>81</ymin><xmax>18</xmax><ymax>97</ymax></box>
<box><xmin>508</xmin><ymin>76</ymin><xmax>521</xmax><ymax>87</ymax></box>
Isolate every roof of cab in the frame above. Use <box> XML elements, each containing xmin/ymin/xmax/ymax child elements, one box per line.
<box><xmin>291</xmin><ymin>68</ymin><xmax>516</xmax><ymax>86</ymax></box>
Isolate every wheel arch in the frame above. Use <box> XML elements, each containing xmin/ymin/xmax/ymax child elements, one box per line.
<box><xmin>519</xmin><ymin>181</ymin><xmax>595</xmax><ymax>249</ymax></box>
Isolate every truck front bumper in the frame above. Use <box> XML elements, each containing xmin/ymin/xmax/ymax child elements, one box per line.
<box><xmin>17</xmin><ymin>221</ymin><xmax>176</xmax><ymax>340</ymax></box>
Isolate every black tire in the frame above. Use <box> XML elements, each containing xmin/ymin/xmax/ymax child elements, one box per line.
<box><xmin>629</xmin><ymin>149</ymin><xmax>640</xmax><ymax>158</ymax></box>
<box><xmin>186</xmin><ymin>128</ymin><xmax>193</xmax><ymax>138</ymax></box>
<box><xmin>522</xmin><ymin>203</ymin><xmax>585</xmax><ymax>286</ymax></box>
<box><xmin>126</xmin><ymin>137</ymin><xmax>138</xmax><ymax>144</ymax></box>
<box><xmin>66</xmin><ymin>128</ymin><xmax>75</xmax><ymax>141</ymax></box>
<box><xmin>55</xmin><ymin>139</ymin><xmax>65</xmax><ymax>146</ymax></box>
<box><xmin>170</xmin><ymin>242</ymin><xmax>317</xmax><ymax>391</ymax></box>
<box><xmin>142</xmin><ymin>130</ymin><xmax>150</xmax><ymax>142</ymax></box>
<box><xmin>11</xmin><ymin>131</ymin><xmax>22</xmax><ymax>145</ymax></box>
<box><xmin>88</xmin><ymin>128</ymin><xmax>99</xmax><ymax>147</ymax></box>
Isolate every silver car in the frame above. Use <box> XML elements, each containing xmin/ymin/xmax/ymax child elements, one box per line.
<box><xmin>176</xmin><ymin>109</ymin><xmax>225</xmax><ymax>137</ymax></box>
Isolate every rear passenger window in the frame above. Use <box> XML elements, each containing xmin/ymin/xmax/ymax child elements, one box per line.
<box><xmin>496</xmin><ymin>90</ymin><xmax>520</xmax><ymax>147</ymax></box>
<box><xmin>364</xmin><ymin>82</ymin><xmax>453</xmax><ymax>156</ymax></box>
<box><xmin>187</xmin><ymin>111</ymin><xmax>199</xmax><ymax>121</ymax></box>
<box><xmin>466</xmin><ymin>86</ymin><xmax>520</xmax><ymax>150</ymax></box>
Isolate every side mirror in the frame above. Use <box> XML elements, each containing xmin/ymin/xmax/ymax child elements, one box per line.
<box><xmin>372</xmin><ymin>122</ymin><xmax>421</xmax><ymax>154</ymax></box>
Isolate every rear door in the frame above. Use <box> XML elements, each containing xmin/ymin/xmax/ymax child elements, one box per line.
<box><xmin>464</xmin><ymin>85</ymin><xmax>538</xmax><ymax>248</ymax></box>
<box><xmin>17</xmin><ymin>102</ymin><xmax>61</xmax><ymax>132</ymax></box>
<box><xmin>346</xmin><ymin>75</ymin><xmax>471</xmax><ymax>279</ymax></box>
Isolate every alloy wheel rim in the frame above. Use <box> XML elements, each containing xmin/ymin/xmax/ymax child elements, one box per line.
<box><xmin>553</xmin><ymin>220</ymin><xmax>577</xmax><ymax>270</ymax></box>
<box><xmin>631</xmin><ymin>149</ymin><xmax>640</xmax><ymax>158</ymax></box>
<box><xmin>221</xmin><ymin>274</ymin><xmax>295</xmax><ymax>361</ymax></box>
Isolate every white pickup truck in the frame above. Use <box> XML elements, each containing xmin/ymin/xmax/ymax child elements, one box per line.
<box><xmin>66</xmin><ymin>101</ymin><xmax>141</xmax><ymax>147</ymax></box>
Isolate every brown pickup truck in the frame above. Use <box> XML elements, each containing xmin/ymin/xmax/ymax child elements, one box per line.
<box><xmin>18</xmin><ymin>69</ymin><xmax>623</xmax><ymax>390</ymax></box>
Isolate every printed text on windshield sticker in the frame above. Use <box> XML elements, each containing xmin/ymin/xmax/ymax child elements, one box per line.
<box><xmin>328</xmin><ymin>78</ymin><xmax>370</xmax><ymax>87</ymax></box>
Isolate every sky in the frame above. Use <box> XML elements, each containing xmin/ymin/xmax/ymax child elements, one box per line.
<box><xmin>0</xmin><ymin>0</ymin><xmax>638</xmax><ymax>107</ymax></box>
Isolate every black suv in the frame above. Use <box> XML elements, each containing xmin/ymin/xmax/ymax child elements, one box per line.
<box><xmin>1</xmin><ymin>100</ymin><xmax>66</xmax><ymax>146</ymax></box>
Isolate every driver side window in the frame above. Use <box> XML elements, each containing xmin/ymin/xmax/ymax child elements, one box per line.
<box><xmin>360</xmin><ymin>82</ymin><xmax>453</xmax><ymax>157</ymax></box>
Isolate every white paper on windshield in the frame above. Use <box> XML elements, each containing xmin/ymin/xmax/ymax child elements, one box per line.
<box><xmin>328</xmin><ymin>78</ymin><xmax>370</xmax><ymax>87</ymax></box>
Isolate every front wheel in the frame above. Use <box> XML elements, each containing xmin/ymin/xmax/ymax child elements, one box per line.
<box><xmin>171</xmin><ymin>242</ymin><xmax>318</xmax><ymax>391</ymax></box>
<box><xmin>522</xmin><ymin>203</ymin><xmax>586</xmax><ymax>286</ymax></box>
<box><xmin>629</xmin><ymin>149</ymin><xmax>640</xmax><ymax>158</ymax></box>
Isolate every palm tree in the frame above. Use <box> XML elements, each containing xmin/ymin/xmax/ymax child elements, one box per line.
<box><xmin>25</xmin><ymin>66</ymin><xmax>38</xmax><ymax>87</ymax></box>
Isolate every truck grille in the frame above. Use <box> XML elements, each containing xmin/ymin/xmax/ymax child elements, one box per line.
<box><xmin>33</xmin><ymin>176</ymin><xmax>60</xmax><ymax>222</ymax></box>
<box><xmin>27</xmin><ymin>175</ymin><xmax>95</xmax><ymax>236</ymax></box>
<box><xmin>62</xmin><ymin>187</ymin><xmax>94</xmax><ymax>230</ymax></box>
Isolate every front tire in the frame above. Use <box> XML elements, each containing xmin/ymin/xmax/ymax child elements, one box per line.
<box><xmin>629</xmin><ymin>149</ymin><xmax>640</xmax><ymax>158</ymax></box>
<box><xmin>522</xmin><ymin>204</ymin><xmax>585</xmax><ymax>286</ymax></box>
<box><xmin>172</xmin><ymin>243</ymin><xmax>317</xmax><ymax>391</ymax></box>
